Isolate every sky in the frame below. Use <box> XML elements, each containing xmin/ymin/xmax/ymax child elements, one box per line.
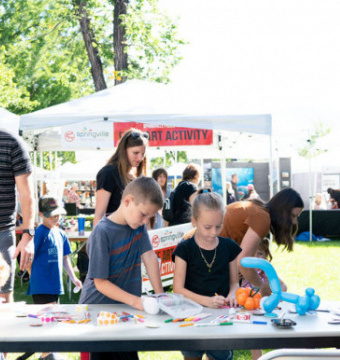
<box><xmin>159</xmin><ymin>0</ymin><xmax>340</xmax><ymax>156</ymax></box>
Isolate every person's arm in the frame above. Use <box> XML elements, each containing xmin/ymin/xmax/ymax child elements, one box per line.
<box><xmin>225</xmin><ymin>258</ymin><xmax>239</xmax><ymax>307</ymax></box>
<box><xmin>173</xmin><ymin>255</ymin><xmax>225</xmax><ymax>308</ymax></box>
<box><xmin>188</xmin><ymin>191</ymin><xmax>197</xmax><ymax>204</ymax></box>
<box><xmin>94</xmin><ymin>278</ymin><xmax>144</xmax><ymax>310</ymax></box>
<box><xmin>237</xmin><ymin>227</ymin><xmax>271</xmax><ymax>296</ymax></box>
<box><xmin>141</xmin><ymin>250</ymin><xmax>163</xmax><ymax>294</ymax></box>
<box><xmin>93</xmin><ymin>189</ymin><xmax>111</xmax><ymax>227</ymax></box>
<box><xmin>63</xmin><ymin>255</ymin><xmax>82</xmax><ymax>289</ymax></box>
<box><xmin>13</xmin><ymin>173</ymin><xmax>35</xmax><ymax>271</ymax></box>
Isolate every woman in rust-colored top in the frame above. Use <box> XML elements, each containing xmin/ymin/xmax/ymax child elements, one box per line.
<box><xmin>220</xmin><ymin>187</ymin><xmax>304</xmax><ymax>296</ymax></box>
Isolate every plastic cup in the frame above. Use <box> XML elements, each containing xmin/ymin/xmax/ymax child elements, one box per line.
<box><xmin>78</xmin><ymin>216</ymin><xmax>85</xmax><ymax>236</ymax></box>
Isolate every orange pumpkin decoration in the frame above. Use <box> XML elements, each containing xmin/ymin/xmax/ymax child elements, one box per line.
<box><xmin>236</xmin><ymin>287</ymin><xmax>262</xmax><ymax>310</ymax></box>
<box><xmin>236</xmin><ymin>292</ymin><xmax>249</xmax><ymax>306</ymax></box>
<box><xmin>244</xmin><ymin>297</ymin><xmax>255</xmax><ymax>311</ymax></box>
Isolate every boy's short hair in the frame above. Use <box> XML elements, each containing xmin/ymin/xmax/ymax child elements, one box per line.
<box><xmin>39</xmin><ymin>195</ymin><xmax>66</xmax><ymax>218</ymax></box>
<box><xmin>122</xmin><ymin>177</ymin><xmax>163</xmax><ymax>209</ymax></box>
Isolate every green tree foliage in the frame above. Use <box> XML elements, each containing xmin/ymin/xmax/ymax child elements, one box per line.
<box><xmin>29</xmin><ymin>151</ymin><xmax>76</xmax><ymax>170</ymax></box>
<box><xmin>0</xmin><ymin>0</ymin><xmax>185</xmax><ymax>114</ymax></box>
<box><xmin>298</xmin><ymin>122</ymin><xmax>331</xmax><ymax>159</ymax></box>
<box><xmin>118</xmin><ymin>0</ymin><xmax>185</xmax><ymax>83</ymax></box>
<box><xmin>0</xmin><ymin>0</ymin><xmax>95</xmax><ymax>114</ymax></box>
<box><xmin>150</xmin><ymin>151</ymin><xmax>188</xmax><ymax>171</ymax></box>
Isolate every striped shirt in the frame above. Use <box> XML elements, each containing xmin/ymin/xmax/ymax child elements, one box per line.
<box><xmin>0</xmin><ymin>130</ymin><xmax>32</xmax><ymax>231</ymax></box>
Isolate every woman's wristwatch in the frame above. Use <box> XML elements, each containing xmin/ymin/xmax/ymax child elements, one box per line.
<box><xmin>22</xmin><ymin>229</ymin><xmax>35</xmax><ymax>236</ymax></box>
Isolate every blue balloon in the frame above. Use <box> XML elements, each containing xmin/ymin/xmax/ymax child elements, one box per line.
<box><xmin>240</xmin><ymin>257</ymin><xmax>320</xmax><ymax>315</ymax></box>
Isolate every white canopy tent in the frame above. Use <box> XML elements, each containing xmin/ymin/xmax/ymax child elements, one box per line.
<box><xmin>0</xmin><ymin>108</ymin><xmax>19</xmax><ymax>135</ymax></box>
<box><xmin>20</xmin><ymin>80</ymin><xmax>271</xmax><ymax>137</ymax></box>
<box><xmin>19</xmin><ymin>80</ymin><xmax>273</xmax><ymax>200</ymax></box>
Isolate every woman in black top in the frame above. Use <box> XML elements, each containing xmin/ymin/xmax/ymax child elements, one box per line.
<box><xmin>93</xmin><ymin>128</ymin><xmax>149</xmax><ymax>227</ymax></box>
<box><xmin>169</xmin><ymin>163</ymin><xmax>200</xmax><ymax>226</ymax></box>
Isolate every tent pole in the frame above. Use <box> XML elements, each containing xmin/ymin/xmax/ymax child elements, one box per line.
<box><xmin>269</xmin><ymin>133</ymin><xmax>274</xmax><ymax>198</ymax></box>
<box><xmin>33</xmin><ymin>151</ymin><xmax>39</xmax><ymax>222</ymax></box>
<box><xmin>308</xmin><ymin>136</ymin><xmax>313</xmax><ymax>242</ymax></box>
<box><xmin>220</xmin><ymin>141</ymin><xmax>227</xmax><ymax>205</ymax></box>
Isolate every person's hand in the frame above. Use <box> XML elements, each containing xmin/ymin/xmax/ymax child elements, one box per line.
<box><xmin>13</xmin><ymin>234</ymin><xmax>34</xmax><ymax>271</ymax></box>
<box><xmin>206</xmin><ymin>295</ymin><xmax>226</xmax><ymax>309</ymax></box>
<box><xmin>73</xmin><ymin>278</ymin><xmax>83</xmax><ymax>289</ymax></box>
<box><xmin>225</xmin><ymin>293</ymin><xmax>238</xmax><ymax>308</ymax></box>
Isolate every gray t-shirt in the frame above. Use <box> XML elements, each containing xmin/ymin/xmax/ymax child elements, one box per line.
<box><xmin>79</xmin><ymin>216</ymin><xmax>152</xmax><ymax>305</ymax></box>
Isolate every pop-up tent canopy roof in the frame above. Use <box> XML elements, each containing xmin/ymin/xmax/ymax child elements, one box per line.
<box><xmin>20</xmin><ymin>80</ymin><xmax>272</xmax><ymax>151</ymax></box>
<box><xmin>0</xmin><ymin>108</ymin><xmax>19</xmax><ymax>135</ymax></box>
<box><xmin>19</xmin><ymin>80</ymin><xmax>274</xmax><ymax>199</ymax></box>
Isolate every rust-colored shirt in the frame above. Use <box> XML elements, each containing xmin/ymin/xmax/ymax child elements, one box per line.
<box><xmin>220</xmin><ymin>201</ymin><xmax>271</xmax><ymax>245</ymax></box>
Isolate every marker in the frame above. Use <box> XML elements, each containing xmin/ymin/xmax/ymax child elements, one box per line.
<box><xmin>193</xmin><ymin>314</ymin><xmax>212</xmax><ymax>322</ymax></box>
<box><xmin>195</xmin><ymin>322</ymin><xmax>233</xmax><ymax>327</ymax></box>
<box><xmin>173</xmin><ymin>318</ymin><xmax>185</xmax><ymax>322</ymax></box>
<box><xmin>164</xmin><ymin>318</ymin><xmax>173</xmax><ymax>323</ymax></box>
<box><xmin>211</xmin><ymin>315</ymin><xmax>225</xmax><ymax>323</ymax></box>
<box><xmin>28</xmin><ymin>314</ymin><xmax>39</xmax><ymax>319</ymax></box>
<box><xmin>184</xmin><ymin>317</ymin><xmax>195</xmax><ymax>321</ymax></box>
<box><xmin>233</xmin><ymin>319</ymin><xmax>267</xmax><ymax>325</ymax></box>
<box><xmin>179</xmin><ymin>322</ymin><xmax>194</xmax><ymax>328</ymax></box>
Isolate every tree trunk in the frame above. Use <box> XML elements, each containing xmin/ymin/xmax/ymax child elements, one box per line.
<box><xmin>75</xmin><ymin>0</ymin><xmax>107</xmax><ymax>91</ymax></box>
<box><xmin>114</xmin><ymin>0</ymin><xmax>128</xmax><ymax>85</ymax></box>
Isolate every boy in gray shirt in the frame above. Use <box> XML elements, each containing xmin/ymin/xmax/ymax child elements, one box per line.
<box><xmin>80</xmin><ymin>177</ymin><xmax>164</xmax><ymax>360</ymax></box>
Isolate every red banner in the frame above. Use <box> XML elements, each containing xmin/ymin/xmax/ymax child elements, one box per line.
<box><xmin>114</xmin><ymin>122</ymin><xmax>213</xmax><ymax>147</ymax></box>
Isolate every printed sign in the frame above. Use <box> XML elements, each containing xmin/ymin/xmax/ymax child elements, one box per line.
<box><xmin>142</xmin><ymin>223</ymin><xmax>193</xmax><ymax>292</ymax></box>
<box><xmin>114</xmin><ymin>122</ymin><xmax>213</xmax><ymax>147</ymax></box>
<box><xmin>61</xmin><ymin>122</ymin><xmax>114</xmax><ymax>148</ymax></box>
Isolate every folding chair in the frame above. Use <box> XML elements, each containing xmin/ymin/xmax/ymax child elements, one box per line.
<box><xmin>259</xmin><ymin>349</ymin><xmax>340</xmax><ymax>360</ymax></box>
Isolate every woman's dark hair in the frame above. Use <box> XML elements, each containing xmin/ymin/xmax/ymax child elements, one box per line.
<box><xmin>107</xmin><ymin>128</ymin><xmax>148</xmax><ymax>185</ymax></box>
<box><xmin>182</xmin><ymin>163</ymin><xmax>200</xmax><ymax>182</ymax></box>
<box><xmin>327</xmin><ymin>188</ymin><xmax>340</xmax><ymax>207</ymax></box>
<box><xmin>152</xmin><ymin>168</ymin><xmax>168</xmax><ymax>195</ymax></box>
<box><xmin>266</xmin><ymin>188</ymin><xmax>304</xmax><ymax>252</ymax></box>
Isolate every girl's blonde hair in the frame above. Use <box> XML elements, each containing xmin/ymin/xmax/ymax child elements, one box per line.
<box><xmin>192</xmin><ymin>188</ymin><xmax>225</xmax><ymax>220</ymax></box>
<box><xmin>107</xmin><ymin>128</ymin><xmax>149</xmax><ymax>185</ymax></box>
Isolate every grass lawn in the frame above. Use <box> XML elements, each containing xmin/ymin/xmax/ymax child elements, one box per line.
<box><xmin>10</xmin><ymin>240</ymin><xmax>340</xmax><ymax>360</ymax></box>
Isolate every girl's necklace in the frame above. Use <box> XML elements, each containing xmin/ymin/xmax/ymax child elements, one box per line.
<box><xmin>198</xmin><ymin>245</ymin><xmax>217</xmax><ymax>272</ymax></box>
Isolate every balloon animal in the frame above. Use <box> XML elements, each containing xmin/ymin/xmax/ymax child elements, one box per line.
<box><xmin>240</xmin><ymin>257</ymin><xmax>320</xmax><ymax>315</ymax></box>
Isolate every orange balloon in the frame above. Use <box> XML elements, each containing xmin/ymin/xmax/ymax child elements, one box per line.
<box><xmin>253</xmin><ymin>292</ymin><xmax>261</xmax><ymax>300</ymax></box>
<box><xmin>253</xmin><ymin>297</ymin><xmax>261</xmax><ymax>309</ymax></box>
<box><xmin>244</xmin><ymin>297</ymin><xmax>255</xmax><ymax>311</ymax></box>
<box><xmin>236</xmin><ymin>288</ymin><xmax>248</xmax><ymax>296</ymax></box>
<box><xmin>245</xmin><ymin>287</ymin><xmax>253</xmax><ymax>296</ymax></box>
<box><xmin>236</xmin><ymin>293</ymin><xmax>248</xmax><ymax>306</ymax></box>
